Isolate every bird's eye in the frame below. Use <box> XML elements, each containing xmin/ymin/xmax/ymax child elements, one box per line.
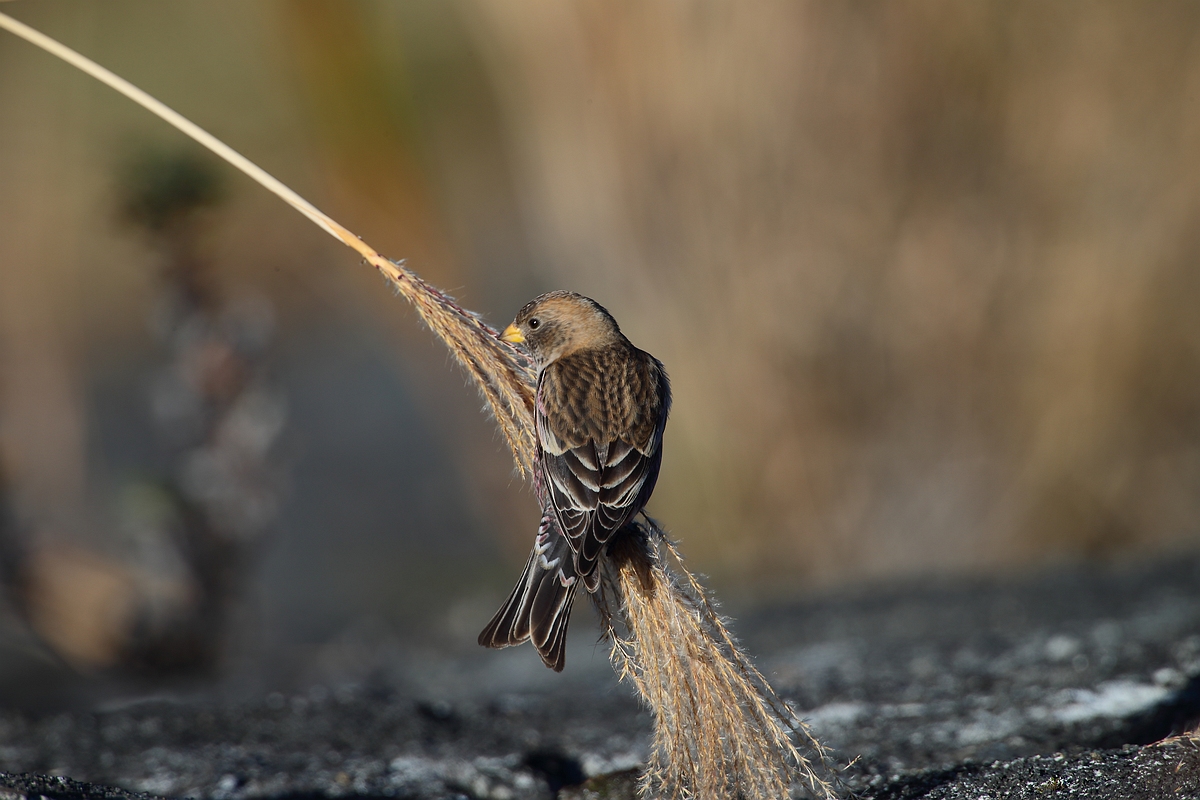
<box><xmin>528</xmin><ymin>318</ymin><xmax>540</xmax><ymax>330</ymax></box>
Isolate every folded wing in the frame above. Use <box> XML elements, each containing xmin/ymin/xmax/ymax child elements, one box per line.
<box><xmin>537</xmin><ymin>348</ymin><xmax>668</xmax><ymax>592</ymax></box>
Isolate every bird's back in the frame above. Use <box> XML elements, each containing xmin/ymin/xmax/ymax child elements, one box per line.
<box><xmin>538</xmin><ymin>341</ymin><xmax>668</xmax><ymax>453</ymax></box>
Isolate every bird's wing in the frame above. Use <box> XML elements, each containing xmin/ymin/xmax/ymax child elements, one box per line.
<box><xmin>537</xmin><ymin>352</ymin><xmax>667</xmax><ymax>591</ymax></box>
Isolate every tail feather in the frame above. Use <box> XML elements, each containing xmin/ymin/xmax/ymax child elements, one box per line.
<box><xmin>478</xmin><ymin>512</ymin><xmax>578</xmax><ymax>671</ymax></box>
<box><xmin>537</xmin><ymin>596</ymin><xmax>573</xmax><ymax>672</ymax></box>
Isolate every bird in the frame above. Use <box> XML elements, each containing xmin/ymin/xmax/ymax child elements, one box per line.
<box><xmin>478</xmin><ymin>291</ymin><xmax>671</xmax><ymax>671</ymax></box>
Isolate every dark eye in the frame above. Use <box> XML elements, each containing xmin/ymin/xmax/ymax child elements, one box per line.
<box><xmin>528</xmin><ymin>318</ymin><xmax>540</xmax><ymax>330</ymax></box>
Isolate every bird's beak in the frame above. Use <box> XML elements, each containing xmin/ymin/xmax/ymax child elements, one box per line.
<box><xmin>500</xmin><ymin>324</ymin><xmax>525</xmax><ymax>344</ymax></box>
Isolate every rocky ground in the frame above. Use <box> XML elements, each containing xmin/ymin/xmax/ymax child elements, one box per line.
<box><xmin>0</xmin><ymin>551</ymin><xmax>1197</xmax><ymax>799</ymax></box>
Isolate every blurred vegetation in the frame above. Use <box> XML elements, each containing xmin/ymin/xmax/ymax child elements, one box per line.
<box><xmin>1</xmin><ymin>0</ymin><xmax>1200</xmax><ymax>682</ymax></box>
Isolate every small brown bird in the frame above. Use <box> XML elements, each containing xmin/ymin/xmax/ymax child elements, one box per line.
<box><xmin>479</xmin><ymin>291</ymin><xmax>671</xmax><ymax>671</ymax></box>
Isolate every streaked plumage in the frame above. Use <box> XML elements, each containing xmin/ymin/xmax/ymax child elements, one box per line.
<box><xmin>478</xmin><ymin>291</ymin><xmax>670</xmax><ymax>671</ymax></box>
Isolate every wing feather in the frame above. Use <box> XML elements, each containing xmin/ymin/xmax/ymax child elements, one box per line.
<box><xmin>535</xmin><ymin>346</ymin><xmax>670</xmax><ymax>592</ymax></box>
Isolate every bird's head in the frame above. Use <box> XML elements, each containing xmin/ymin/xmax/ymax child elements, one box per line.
<box><xmin>500</xmin><ymin>291</ymin><xmax>623</xmax><ymax>367</ymax></box>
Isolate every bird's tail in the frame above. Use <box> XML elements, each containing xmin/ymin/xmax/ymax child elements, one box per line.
<box><xmin>478</xmin><ymin>511</ymin><xmax>578</xmax><ymax>671</ymax></box>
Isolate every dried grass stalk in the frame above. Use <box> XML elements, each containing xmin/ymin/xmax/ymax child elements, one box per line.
<box><xmin>0</xmin><ymin>13</ymin><xmax>840</xmax><ymax>797</ymax></box>
<box><xmin>601</xmin><ymin>524</ymin><xmax>838</xmax><ymax>799</ymax></box>
<box><xmin>0</xmin><ymin>13</ymin><xmax>539</xmax><ymax>478</ymax></box>
<box><xmin>367</xmin><ymin>257</ymin><xmax>539</xmax><ymax>476</ymax></box>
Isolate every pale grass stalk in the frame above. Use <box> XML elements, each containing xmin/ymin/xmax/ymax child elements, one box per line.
<box><xmin>602</xmin><ymin>527</ymin><xmax>839</xmax><ymax>798</ymax></box>
<box><xmin>0</xmin><ymin>13</ymin><xmax>842</xmax><ymax>797</ymax></box>
<box><xmin>0</xmin><ymin>10</ymin><xmax>539</xmax><ymax>476</ymax></box>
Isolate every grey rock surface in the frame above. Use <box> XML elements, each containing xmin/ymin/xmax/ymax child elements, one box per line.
<box><xmin>0</xmin><ymin>553</ymin><xmax>1197</xmax><ymax>799</ymax></box>
<box><xmin>748</xmin><ymin>554</ymin><xmax>1200</xmax><ymax>774</ymax></box>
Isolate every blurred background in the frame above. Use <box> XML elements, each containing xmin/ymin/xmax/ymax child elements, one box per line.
<box><xmin>2</xmin><ymin>0</ymin><xmax>1200</xmax><ymax>700</ymax></box>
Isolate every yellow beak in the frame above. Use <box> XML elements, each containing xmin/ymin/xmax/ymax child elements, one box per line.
<box><xmin>500</xmin><ymin>323</ymin><xmax>525</xmax><ymax>344</ymax></box>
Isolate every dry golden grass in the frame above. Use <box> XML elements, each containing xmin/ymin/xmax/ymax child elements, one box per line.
<box><xmin>0</xmin><ymin>13</ymin><xmax>842</xmax><ymax>796</ymax></box>
<box><xmin>601</xmin><ymin>525</ymin><xmax>838</xmax><ymax>799</ymax></box>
